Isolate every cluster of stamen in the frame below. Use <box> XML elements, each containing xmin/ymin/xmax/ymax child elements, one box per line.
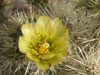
<box><xmin>38</xmin><ymin>42</ymin><xmax>50</xmax><ymax>55</ymax></box>
<box><xmin>31</xmin><ymin>33</ymin><xmax>55</xmax><ymax>59</ymax></box>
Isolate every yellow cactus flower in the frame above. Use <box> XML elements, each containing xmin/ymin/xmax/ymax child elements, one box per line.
<box><xmin>18</xmin><ymin>16</ymin><xmax>69</xmax><ymax>71</ymax></box>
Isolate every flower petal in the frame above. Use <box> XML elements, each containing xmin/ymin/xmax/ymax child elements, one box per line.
<box><xmin>18</xmin><ymin>36</ymin><xmax>29</xmax><ymax>54</ymax></box>
<box><xmin>36</xmin><ymin>16</ymin><xmax>51</xmax><ymax>33</ymax></box>
<box><xmin>47</xmin><ymin>18</ymin><xmax>65</xmax><ymax>36</ymax></box>
<box><xmin>51</xmin><ymin>29</ymin><xmax>68</xmax><ymax>54</ymax></box>
<box><xmin>26</xmin><ymin>51</ymin><xmax>39</xmax><ymax>61</ymax></box>
<box><xmin>36</xmin><ymin>60</ymin><xmax>49</xmax><ymax>71</ymax></box>
<box><xmin>21</xmin><ymin>23</ymin><xmax>35</xmax><ymax>37</ymax></box>
<box><xmin>47</xmin><ymin>53</ymin><xmax>63</xmax><ymax>65</ymax></box>
<box><xmin>41</xmin><ymin>53</ymin><xmax>55</xmax><ymax>60</ymax></box>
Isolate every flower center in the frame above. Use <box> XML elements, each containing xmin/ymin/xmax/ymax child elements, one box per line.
<box><xmin>30</xmin><ymin>33</ymin><xmax>55</xmax><ymax>58</ymax></box>
<box><xmin>43</xmin><ymin>42</ymin><xmax>50</xmax><ymax>48</ymax></box>
<box><xmin>38</xmin><ymin>42</ymin><xmax>50</xmax><ymax>55</ymax></box>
